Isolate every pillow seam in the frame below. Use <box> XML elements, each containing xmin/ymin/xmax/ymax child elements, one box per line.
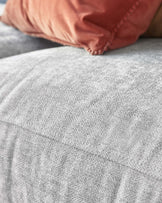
<box><xmin>108</xmin><ymin>0</ymin><xmax>141</xmax><ymax>51</ymax></box>
<box><xmin>87</xmin><ymin>0</ymin><xmax>141</xmax><ymax>55</ymax></box>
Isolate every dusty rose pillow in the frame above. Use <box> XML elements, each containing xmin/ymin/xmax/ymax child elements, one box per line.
<box><xmin>0</xmin><ymin>0</ymin><xmax>161</xmax><ymax>55</ymax></box>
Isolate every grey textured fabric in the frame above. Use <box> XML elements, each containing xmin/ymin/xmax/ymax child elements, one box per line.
<box><xmin>0</xmin><ymin>39</ymin><xmax>162</xmax><ymax>202</ymax></box>
<box><xmin>0</xmin><ymin>0</ymin><xmax>6</xmax><ymax>3</ymax></box>
<box><xmin>0</xmin><ymin>4</ymin><xmax>61</xmax><ymax>59</ymax></box>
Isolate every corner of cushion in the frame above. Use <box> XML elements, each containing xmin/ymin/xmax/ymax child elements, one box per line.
<box><xmin>87</xmin><ymin>48</ymin><xmax>104</xmax><ymax>55</ymax></box>
<box><xmin>86</xmin><ymin>41</ymin><xmax>111</xmax><ymax>55</ymax></box>
<box><xmin>86</xmin><ymin>0</ymin><xmax>142</xmax><ymax>55</ymax></box>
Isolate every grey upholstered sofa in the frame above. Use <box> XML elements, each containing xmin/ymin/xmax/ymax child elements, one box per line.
<box><xmin>0</xmin><ymin>0</ymin><xmax>6</xmax><ymax>3</ymax></box>
<box><xmin>0</xmin><ymin>3</ymin><xmax>61</xmax><ymax>59</ymax></box>
<box><xmin>0</xmin><ymin>3</ymin><xmax>162</xmax><ymax>203</ymax></box>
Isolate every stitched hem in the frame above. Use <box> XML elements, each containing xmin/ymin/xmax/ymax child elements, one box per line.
<box><xmin>85</xmin><ymin>0</ymin><xmax>141</xmax><ymax>55</ymax></box>
<box><xmin>0</xmin><ymin>119</ymin><xmax>162</xmax><ymax>183</ymax></box>
<box><xmin>80</xmin><ymin>0</ymin><xmax>141</xmax><ymax>55</ymax></box>
<box><xmin>107</xmin><ymin>0</ymin><xmax>141</xmax><ymax>52</ymax></box>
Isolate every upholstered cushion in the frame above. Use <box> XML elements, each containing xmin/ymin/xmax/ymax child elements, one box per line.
<box><xmin>0</xmin><ymin>39</ymin><xmax>162</xmax><ymax>202</ymax></box>
<box><xmin>0</xmin><ymin>0</ymin><xmax>161</xmax><ymax>55</ymax></box>
<box><xmin>0</xmin><ymin>3</ymin><xmax>61</xmax><ymax>58</ymax></box>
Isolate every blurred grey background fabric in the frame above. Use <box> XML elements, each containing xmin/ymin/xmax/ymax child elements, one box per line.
<box><xmin>0</xmin><ymin>3</ymin><xmax>62</xmax><ymax>58</ymax></box>
<box><xmin>0</xmin><ymin>39</ymin><xmax>162</xmax><ymax>202</ymax></box>
<box><xmin>0</xmin><ymin>0</ymin><xmax>6</xmax><ymax>3</ymax></box>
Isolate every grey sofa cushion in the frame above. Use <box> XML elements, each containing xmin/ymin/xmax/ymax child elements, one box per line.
<box><xmin>0</xmin><ymin>0</ymin><xmax>6</xmax><ymax>3</ymax></box>
<box><xmin>0</xmin><ymin>4</ymin><xmax>61</xmax><ymax>58</ymax></box>
<box><xmin>0</xmin><ymin>39</ymin><xmax>162</xmax><ymax>202</ymax></box>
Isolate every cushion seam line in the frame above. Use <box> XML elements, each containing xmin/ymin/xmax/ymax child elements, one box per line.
<box><xmin>0</xmin><ymin>118</ymin><xmax>162</xmax><ymax>183</ymax></box>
